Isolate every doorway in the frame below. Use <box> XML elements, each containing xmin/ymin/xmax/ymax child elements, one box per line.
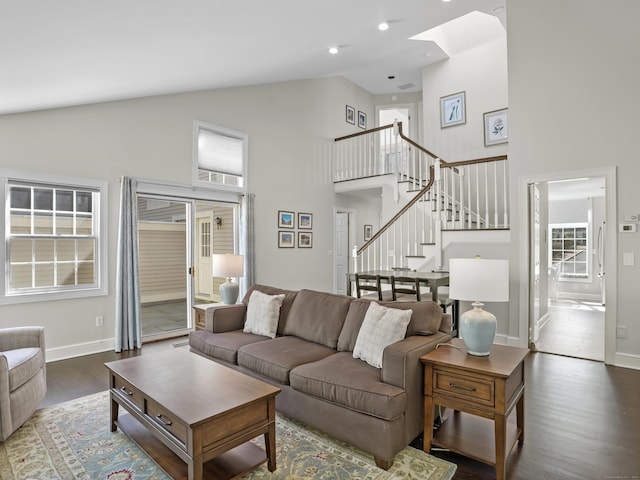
<box><xmin>137</xmin><ymin>196</ymin><xmax>191</xmax><ymax>340</ymax></box>
<box><xmin>137</xmin><ymin>195</ymin><xmax>239</xmax><ymax>341</ymax></box>
<box><xmin>334</xmin><ymin>209</ymin><xmax>356</xmax><ymax>295</ymax></box>
<box><xmin>527</xmin><ymin>172</ymin><xmax>614</xmax><ymax>362</ymax></box>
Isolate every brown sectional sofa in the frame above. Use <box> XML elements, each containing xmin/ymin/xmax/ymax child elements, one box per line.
<box><xmin>188</xmin><ymin>284</ymin><xmax>452</xmax><ymax>469</ymax></box>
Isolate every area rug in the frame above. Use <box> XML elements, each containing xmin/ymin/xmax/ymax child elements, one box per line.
<box><xmin>0</xmin><ymin>391</ymin><xmax>456</xmax><ymax>480</ymax></box>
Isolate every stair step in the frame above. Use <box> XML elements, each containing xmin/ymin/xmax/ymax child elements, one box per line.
<box><xmin>405</xmin><ymin>255</ymin><xmax>425</xmax><ymax>259</ymax></box>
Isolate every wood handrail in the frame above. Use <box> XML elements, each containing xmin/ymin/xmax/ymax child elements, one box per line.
<box><xmin>334</xmin><ymin>123</ymin><xmax>395</xmax><ymax>142</ymax></box>
<box><xmin>357</xmin><ymin>165</ymin><xmax>435</xmax><ymax>255</ymax></box>
<box><xmin>441</xmin><ymin>155</ymin><xmax>508</xmax><ymax>167</ymax></box>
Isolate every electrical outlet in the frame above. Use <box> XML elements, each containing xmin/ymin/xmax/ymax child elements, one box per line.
<box><xmin>616</xmin><ymin>326</ymin><xmax>628</xmax><ymax>338</ymax></box>
<box><xmin>95</xmin><ymin>316</ymin><xmax>104</xmax><ymax>327</ymax></box>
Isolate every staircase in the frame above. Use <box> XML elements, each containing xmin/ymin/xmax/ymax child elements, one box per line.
<box><xmin>333</xmin><ymin>122</ymin><xmax>509</xmax><ymax>272</ymax></box>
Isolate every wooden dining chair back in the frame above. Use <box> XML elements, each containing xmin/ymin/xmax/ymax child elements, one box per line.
<box><xmin>391</xmin><ymin>276</ymin><xmax>422</xmax><ymax>301</ymax></box>
<box><xmin>355</xmin><ymin>274</ymin><xmax>383</xmax><ymax>301</ymax></box>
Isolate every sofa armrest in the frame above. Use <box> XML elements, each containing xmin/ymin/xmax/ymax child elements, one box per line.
<box><xmin>382</xmin><ymin>331</ymin><xmax>452</xmax><ymax>443</ymax></box>
<box><xmin>381</xmin><ymin>332</ymin><xmax>450</xmax><ymax>389</ymax></box>
<box><xmin>205</xmin><ymin>304</ymin><xmax>247</xmax><ymax>333</ymax></box>
<box><xmin>0</xmin><ymin>326</ymin><xmax>45</xmax><ymax>352</ymax></box>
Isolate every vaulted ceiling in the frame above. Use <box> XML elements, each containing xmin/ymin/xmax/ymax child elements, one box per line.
<box><xmin>0</xmin><ymin>0</ymin><xmax>506</xmax><ymax>114</ymax></box>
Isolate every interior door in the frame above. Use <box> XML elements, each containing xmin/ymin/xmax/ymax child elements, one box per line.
<box><xmin>335</xmin><ymin>212</ymin><xmax>349</xmax><ymax>294</ymax></box>
<box><xmin>528</xmin><ymin>184</ymin><xmax>541</xmax><ymax>348</ymax></box>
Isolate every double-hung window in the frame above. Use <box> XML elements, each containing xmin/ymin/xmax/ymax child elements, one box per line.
<box><xmin>3</xmin><ymin>174</ymin><xmax>107</xmax><ymax>302</ymax></box>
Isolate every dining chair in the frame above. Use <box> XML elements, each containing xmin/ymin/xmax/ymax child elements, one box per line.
<box><xmin>390</xmin><ymin>276</ymin><xmax>422</xmax><ymax>301</ymax></box>
<box><xmin>355</xmin><ymin>273</ymin><xmax>383</xmax><ymax>301</ymax></box>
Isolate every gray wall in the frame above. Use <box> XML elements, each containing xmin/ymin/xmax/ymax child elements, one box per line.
<box><xmin>508</xmin><ymin>0</ymin><xmax>640</xmax><ymax>366</ymax></box>
<box><xmin>0</xmin><ymin>76</ymin><xmax>378</xmax><ymax>358</ymax></box>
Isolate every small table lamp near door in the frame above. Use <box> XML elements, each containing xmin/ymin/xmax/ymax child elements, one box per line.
<box><xmin>212</xmin><ymin>254</ymin><xmax>244</xmax><ymax>304</ymax></box>
<box><xmin>449</xmin><ymin>257</ymin><xmax>509</xmax><ymax>356</ymax></box>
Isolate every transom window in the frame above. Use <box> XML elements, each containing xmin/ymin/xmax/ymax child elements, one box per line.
<box><xmin>3</xmin><ymin>175</ymin><xmax>106</xmax><ymax>301</ymax></box>
<box><xmin>550</xmin><ymin>223</ymin><xmax>588</xmax><ymax>278</ymax></box>
<box><xmin>193</xmin><ymin>121</ymin><xmax>247</xmax><ymax>192</ymax></box>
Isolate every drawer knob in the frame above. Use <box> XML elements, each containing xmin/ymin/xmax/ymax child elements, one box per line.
<box><xmin>156</xmin><ymin>414</ymin><xmax>173</xmax><ymax>426</ymax></box>
<box><xmin>120</xmin><ymin>387</ymin><xmax>134</xmax><ymax>396</ymax></box>
<box><xmin>449</xmin><ymin>382</ymin><xmax>476</xmax><ymax>392</ymax></box>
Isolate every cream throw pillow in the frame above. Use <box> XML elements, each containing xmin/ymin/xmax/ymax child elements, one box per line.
<box><xmin>353</xmin><ymin>301</ymin><xmax>412</xmax><ymax>368</ymax></box>
<box><xmin>244</xmin><ymin>290</ymin><xmax>285</xmax><ymax>338</ymax></box>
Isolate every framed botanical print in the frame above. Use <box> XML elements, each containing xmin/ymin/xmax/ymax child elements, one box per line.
<box><xmin>440</xmin><ymin>91</ymin><xmax>466</xmax><ymax>128</ymax></box>
<box><xmin>484</xmin><ymin>108</ymin><xmax>508</xmax><ymax>146</ymax></box>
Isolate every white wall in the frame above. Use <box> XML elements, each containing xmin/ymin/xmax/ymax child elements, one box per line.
<box><xmin>508</xmin><ymin>0</ymin><xmax>640</xmax><ymax>367</ymax></box>
<box><xmin>422</xmin><ymin>37</ymin><xmax>508</xmax><ymax>162</ymax></box>
<box><xmin>0</xmin><ymin>76</ymin><xmax>375</xmax><ymax>358</ymax></box>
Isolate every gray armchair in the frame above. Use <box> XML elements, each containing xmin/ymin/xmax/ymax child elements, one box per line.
<box><xmin>0</xmin><ymin>326</ymin><xmax>46</xmax><ymax>441</ymax></box>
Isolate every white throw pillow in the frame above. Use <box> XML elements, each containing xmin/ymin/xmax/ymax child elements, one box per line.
<box><xmin>353</xmin><ymin>302</ymin><xmax>412</xmax><ymax>368</ymax></box>
<box><xmin>243</xmin><ymin>290</ymin><xmax>286</xmax><ymax>338</ymax></box>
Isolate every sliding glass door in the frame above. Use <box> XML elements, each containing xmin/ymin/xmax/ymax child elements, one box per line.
<box><xmin>137</xmin><ymin>195</ymin><xmax>239</xmax><ymax>341</ymax></box>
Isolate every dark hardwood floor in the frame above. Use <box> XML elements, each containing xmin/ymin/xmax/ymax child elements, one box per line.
<box><xmin>42</xmin><ymin>341</ymin><xmax>640</xmax><ymax>480</ymax></box>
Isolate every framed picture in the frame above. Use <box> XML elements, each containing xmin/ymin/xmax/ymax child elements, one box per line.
<box><xmin>298</xmin><ymin>212</ymin><xmax>312</xmax><ymax>229</ymax></box>
<box><xmin>346</xmin><ymin>105</ymin><xmax>355</xmax><ymax>125</ymax></box>
<box><xmin>278</xmin><ymin>231</ymin><xmax>295</xmax><ymax>248</ymax></box>
<box><xmin>278</xmin><ymin>210</ymin><xmax>294</xmax><ymax>228</ymax></box>
<box><xmin>440</xmin><ymin>91</ymin><xmax>466</xmax><ymax>128</ymax></box>
<box><xmin>358</xmin><ymin>111</ymin><xmax>367</xmax><ymax>129</ymax></box>
<box><xmin>298</xmin><ymin>231</ymin><xmax>313</xmax><ymax>248</ymax></box>
<box><xmin>484</xmin><ymin>108</ymin><xmax>508</xmax><ymax>146</ymax></box>
<box><xmin>364</xmin><ymin>224</ymin><xmax>373</xmax><ymax>241</ymax></box>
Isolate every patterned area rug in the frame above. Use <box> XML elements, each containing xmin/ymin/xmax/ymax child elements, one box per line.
<box><xmin>0</xmin><ymin>391</ymin><xmax>456</xmax><ymax>480</ymax></box>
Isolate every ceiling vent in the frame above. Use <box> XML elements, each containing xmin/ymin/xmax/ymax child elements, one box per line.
<box><xmin>398</xmin><ymin>83</ymin><xmax>415</xmax><ymax>90</ymax></box>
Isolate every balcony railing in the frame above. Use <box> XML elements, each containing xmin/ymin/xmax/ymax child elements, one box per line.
<box><xmin>334</xmin><ymin>123</ymin><xmax>509</xmax><ymax>272</ymax></box>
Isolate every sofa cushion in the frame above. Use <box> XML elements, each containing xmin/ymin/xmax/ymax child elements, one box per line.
<box><xmin>352</xmin><ymin>302</ymin><xmax>411</xmax><ymax>368</ymax></box>
<box><xmin>2</xmin><ymin>347</ymin><xmax>44</xmax><ymax>392</ymax></box>
<box><xmin>289</xmin><ymin>352</ymin><xmax>406</xmax><ymax>421</ymax></box>
<box><xmin>283</xmin><ymin>289</ymin><xmax>352</xmax><ymax>349</ymax></box>
<box><xmin>188</xmin><ymin>330</ymin><xmax>269</xmax><ymax>365</ymax></box>
<box><xmin>338</xmin><ymin>299</ymin><xmax>443</xmax><ymax>352</ymax></box>
<box><xmin>238</xmin><ymin>336</ymin><xmax>336</xmax><ymax>385</ymax></box>
<box><xmin>242</xmin><ymin>284</ymin><xmax>298</xmax><ymax>335</ymax></box>
<box><xmin>244</xmin><ymin>290</ymin><xmax>285</xmax><ymax>338</ymax></box>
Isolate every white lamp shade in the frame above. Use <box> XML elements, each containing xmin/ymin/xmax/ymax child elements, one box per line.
<box><xmin>211</xmin><ymin>254</ymin><xmax>244</xmax><ymax>278</ymax></box>
<box><xmin>448</xmin><ymin>258</ymin><xmax>509</xmax><ymax>302</ymax></box>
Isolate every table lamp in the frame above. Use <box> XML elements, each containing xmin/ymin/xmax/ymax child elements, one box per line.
<box><xmin>212</xmin><ymin>253</ymin><xmax>244</xmax><ymax>304</ymax></box>
<box><xmin>448</xmin><ymin>257</ymin><xmax>509</xmax><ymax>356</ymax></box>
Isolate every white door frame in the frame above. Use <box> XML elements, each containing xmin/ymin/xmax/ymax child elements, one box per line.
<box><xmin>518</xmin><ymin>166</ymin><xmax>617</xmax><ymax>364</ymax></box>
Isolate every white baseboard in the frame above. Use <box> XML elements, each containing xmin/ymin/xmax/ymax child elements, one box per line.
<box><xmin>46</xmin><ymin>338</ymin><xmax>115</xmax><ymax>363</ymax></box>
<box><xmin>613</xmin><ymin>352</ymin><xmax>640</xmax><ymax>370</ymax></box>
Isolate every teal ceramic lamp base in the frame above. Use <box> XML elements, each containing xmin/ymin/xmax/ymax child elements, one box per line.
<box><xmin>219</xmin><ymin>278</ymin><xmax>240</xmax><ymax>305</ymax></box>
<box><xmin>459</xmin><ymin>302</ymin><xmax>497</xmax><ymax>356</ymax></box>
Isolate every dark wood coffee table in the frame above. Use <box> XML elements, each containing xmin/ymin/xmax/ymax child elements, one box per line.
<box><xmin>105</xmin><ymin>349</ymin><xmax>280</xmax><ymax>480</ymax></box>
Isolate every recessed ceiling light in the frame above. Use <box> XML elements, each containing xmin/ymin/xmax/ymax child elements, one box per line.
<box><xmin>378</xmin><ymin>22</ymin><xmax>389</xmax><ymax>31</ymax></box>
<box><xmin>329</xmin><ymin>47</ymin><xmax>339</xmax><ymax>55</ymax></box>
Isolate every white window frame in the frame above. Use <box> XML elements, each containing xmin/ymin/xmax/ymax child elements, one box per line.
<box><xmin>192</xmin><ymin>120</ymin><xmax>248</xmax><ymax>193</ymax></box>
<box><xmin>1</xmin><ymin>170</ymin><xmax>108</xmax><ymax>304</ymax></box>
<box><xmin>549</xmin><ymin>222</ymin><xmax>590</xmax><ymax>281</ymax></box>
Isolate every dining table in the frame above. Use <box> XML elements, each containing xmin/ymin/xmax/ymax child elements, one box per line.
<box><xmin>346</xmin><ymin>270</ymin><xmax>450</xmax><ymax>302</ymax></box>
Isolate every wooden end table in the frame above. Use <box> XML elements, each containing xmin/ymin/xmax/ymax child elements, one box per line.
<box><xmin>421</xmin><ymin>339</ymin><xmax>529</xmax><ymax>480</ymax></box>
<box><xmin>105</xmin><ymin>349</ymin><xmax>280</xmax><ymax>480</ymax></box>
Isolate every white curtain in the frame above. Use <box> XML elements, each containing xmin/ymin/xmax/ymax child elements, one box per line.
<box><xmin>115</xmin><ymin>176</ymin><xmax>142</xmax><ymax>352</ymax></box>
<box><xmin>240</xmin><ymin>192</ymin><xmax>255</xmax><ymax>297</ymax></box>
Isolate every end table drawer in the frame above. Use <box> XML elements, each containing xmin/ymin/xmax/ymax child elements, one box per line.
<box><xmin>434</xmin><ymin>370</ymin><xmax>495</xmax><ymax>406</ymax></box>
